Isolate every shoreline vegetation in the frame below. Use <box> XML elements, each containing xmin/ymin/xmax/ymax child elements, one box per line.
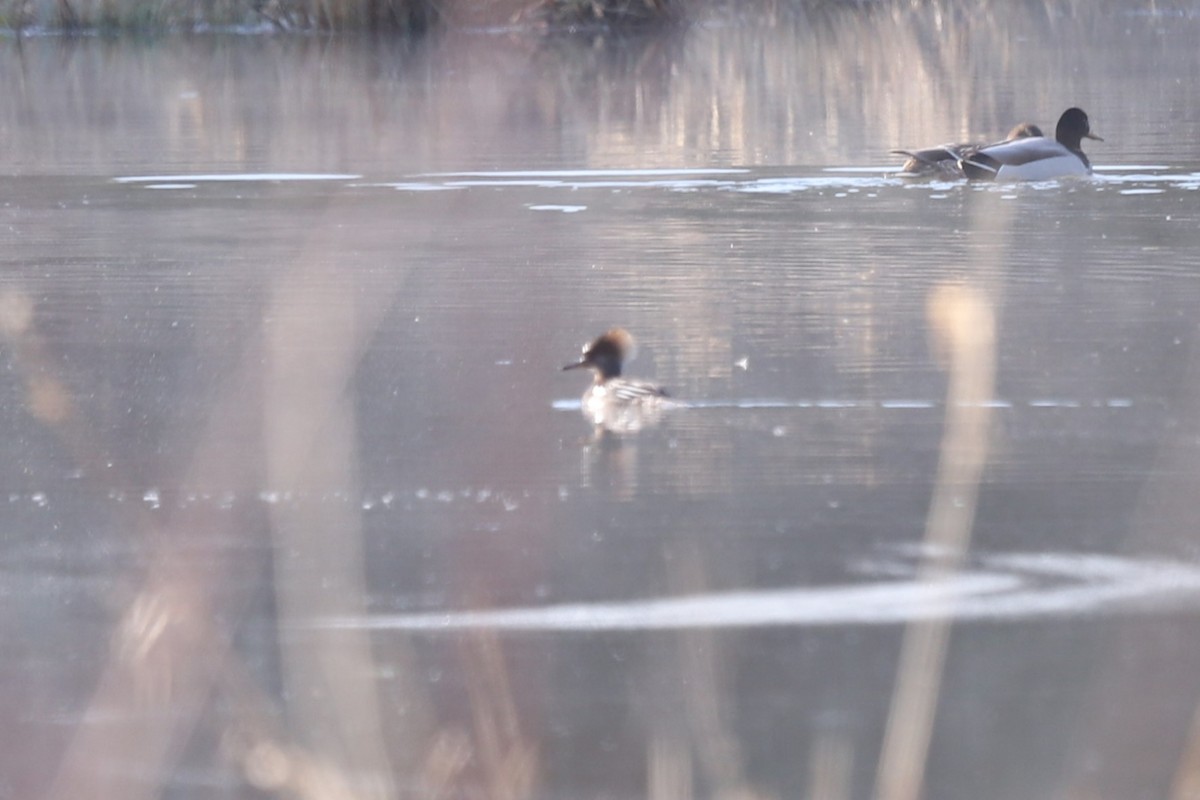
<box><xmin>0</xmin><ymin>0</ymin><xmax>1171</xmax><ymax>36</ymax></box>
<box><xmin>0</xmin><ymin>0</ymin><xmax>681</xmax><ymax>34</ymax></box>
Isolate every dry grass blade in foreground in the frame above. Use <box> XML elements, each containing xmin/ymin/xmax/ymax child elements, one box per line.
<box><xmin>874</xmin><ymin>285</ymin><xmax>996</xmax><ymax>800</ymax></box>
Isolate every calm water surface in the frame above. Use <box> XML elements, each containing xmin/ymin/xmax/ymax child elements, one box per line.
<box><xmin>5</xmin><ymin>4</ymin><xmax>1200</xmax><ymax>799</ymax></box>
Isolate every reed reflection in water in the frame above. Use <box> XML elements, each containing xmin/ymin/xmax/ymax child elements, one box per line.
<box><xmin>3</xmin><ymin>4</ymin><xmax>1200</xmax><ymax>799</ymax></box>
<box><xmin>1</xmin><ymin>2</ymin><xmax>1197</xmax><ymax>173</ymax></box>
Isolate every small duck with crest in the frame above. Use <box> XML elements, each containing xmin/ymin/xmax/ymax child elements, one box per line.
<box><xmin>563</xmin><ymin>328</ymin><xmax>669</xmax><ymax>432</ymax></box>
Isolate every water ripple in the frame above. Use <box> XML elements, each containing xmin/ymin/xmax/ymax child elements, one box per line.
<box><xmin>313</xmin><ymin>549</ymin><xmax>1200</xmax><ymax>632</ymax></box>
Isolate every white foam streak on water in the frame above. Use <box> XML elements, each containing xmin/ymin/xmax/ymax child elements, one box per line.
<box><xmin>313</xmin><ymin>551</ymin><xmax>1200</xmax><ymax>633</ymax></box>
<box><xmin>380</xmin><ymin>177</ymin><xmax>739</xmax><ymax>191</ymax></box>
<box><xmin>333</xmin><ymin>574</ymin><xmax>1023</xmax><ymax>631</ymax></box>
<box><xmin>551</xmin><ymin>397</ymin><xmax>1134</xmax><ymax>412</ymax></box>
<box><xmin>420</xmin><ymin>168</ymin><xmax>750</xmax><ymax>178</ymax></box>
<box><xmin>959</xmin><ymin>553</ymin><xmax>1200</xmax><ymax>619</ymax></box>
<box><xmin>528</xmin><ymin>205</ymin><xmax>588</xmax><ymax>213</ymax></box>
<box><xmin>370</xmin><ymin>182</ymin><xmax>463</xmax><ymax>192</ymax></box>
<box><xmin>1092</xmin><ymin>165</ymin><xmax>1173</xmax><ymax>172</ymax></box>
<box><xmin>114</xmin><ymin>173</ymin><xmax>362</xmax><ymax>183</ymax></box>
<box><xmin>1094</xmin><ymin>170</ymin><xmax>1200</xmax><ymax>188</ymax></box>
<box><xmin>738</xmin><ymin>176</ymin><xmax>903</xmax><ymax>193</ymax></box>
<box><xmin>444</xmin><ymin>179</ymin><xmax>572</xmax><ymax>188</ymax></box>
<box><xmin>1029</xmin><ymin>399</ymin><xmax>1081</xmax><ymax>408</ymax></box>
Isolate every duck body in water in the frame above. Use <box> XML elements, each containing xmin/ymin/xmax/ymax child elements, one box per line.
<box><xmin>562</xmin><ymin>328</ymin><xmax>669</xmax><ymax>433</ymax></box>
<box><xmin>959</xmin><ymin>107</ymin><xmax>1103</xmax><ymax>181</ymax></box>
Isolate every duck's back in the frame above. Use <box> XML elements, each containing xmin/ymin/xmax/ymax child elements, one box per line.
<box><xmin>592</xmin><ymin>378</ymin><xmax>668</xmax><ymax>404</ymax></box>
<box><xmin>961</xmin><ymin>136</ymin><xmax>1091</xmax><ymax>181</ymax></box>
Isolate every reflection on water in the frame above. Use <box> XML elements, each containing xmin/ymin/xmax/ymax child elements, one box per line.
<box><xmin>5</xmin><ymin>4</ymin><xmax>1200</xmax><ymax>799</ymax></box>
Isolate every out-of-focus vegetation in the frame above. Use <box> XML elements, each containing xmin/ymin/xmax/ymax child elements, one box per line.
<box><xmin>0</xmin><ymin>0</ymin><xmax>440</xmax><ymax>32</ymax></box>
<box><xmin>0</xmin><ymin>0</ymin><xmax>1158</xmax><ymax>35</ymax></box>
<box><xmin>0</xmin><ymin>0</ymin><xmax>684</xmax><ymax>32</ymax></box>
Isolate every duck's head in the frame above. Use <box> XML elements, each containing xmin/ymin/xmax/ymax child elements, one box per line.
<box><xmin>1056</xmin><ymin>108</ymin><xmax>1103</xmax><ymax>150</ymax></box>
<box><xmin>563</xmin><ymin>328</ymin><xmax>637</xmax><ymax>380</ymax></box>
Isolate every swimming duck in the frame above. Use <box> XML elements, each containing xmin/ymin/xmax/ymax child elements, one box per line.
<box><xmin>959</xmin><ymin>108</ymin><xmax>1102</xmax><ymax>181</ymax></box>
<box><xmin>893</xmin><ymin>122</ymin><xmax>1044</xmax><ymax>178</ymax></box>
<box><xmin>563</xmin><ymin>328</ymin><xmax>669</xmax><ymax>432</ymax></box>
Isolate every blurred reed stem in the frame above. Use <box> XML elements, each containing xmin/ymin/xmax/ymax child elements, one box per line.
<box><xmin>874</xmin><ymin>285</ymin><xmax>997</xmax><ymax>800</ymax></box>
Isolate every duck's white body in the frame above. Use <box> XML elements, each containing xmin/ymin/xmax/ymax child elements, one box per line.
<box><xmin>961</xmin><ymin>136</ymin><xmax>1092</xmax><ymax>181</ymax></box>
<box><xmin>582</xmin><ymin>380</ymin><xmax>666</xmax><ymax>433</ymax></box>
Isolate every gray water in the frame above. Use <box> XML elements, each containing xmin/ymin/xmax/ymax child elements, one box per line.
<box><xmin>5</xmin><ymin>4</ymin><xmax>1200</xmax><ymax>799</ymax></box>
